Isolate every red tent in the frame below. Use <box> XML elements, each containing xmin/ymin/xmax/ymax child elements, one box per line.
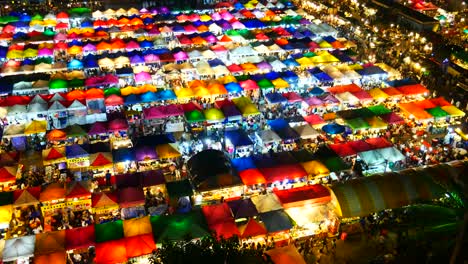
<box><xmin>13</xmin><ymin>186</ymin><xmax>41</xmax><ymax>204</ymax></box>
<box><xmin>92</xmin><ymin>192</ymin><xmax>118</xmax><ymax>208</ymax></box>
<box><xmin>328</xmin><ymin>83</ymin><xmax>362</xmax><ymax>94</ymax></box>
<box><xmin>381</xmin><ymin>87</ymin><xmax>403</xmax><ymax>97</ymax></box>
<box><xmin>65</xmin><ymin>225</ymin><xmax>95</xmax><ymax>250</ymax></box>
<box><xmin>0</xmin><ymin>151</ymin><xmax>19</xmax><ymax>166</ymax></box>
<box><xmin>239</xmin><ymin>218</ymin><xmax>267</xmax><ymax>238</ymax></box>
<box><xmin>95</xmin><ymin>240</ymin><xmax>127</xmax><ymax>264</ymax></box>
<box><xmin>329</xmin><ymin>143</ymin><xmax>357</xmax><ymax>157</ymax></box>
<box><xmin>117</xmin><ymin>187</ymin><xmax>145</xmax><ymax>208</ymax></box>
<box><xmin>210</xmin><ymin>221</ymin><xmax>240</xmax><ymax>239</ymax></box>
<box><xmin>348</xmin><ymin>140</ymin><xmax>373</xmax><ymax>153</ymax></box>
<box><xmin>259</xmin><ymin>164</ymin><xmax>308</xmax><ymax>183</ymax></box>
<box><xmin>303</xmin><ymin>114</ymin><xmax>325</xmax><ymax>126</ymax></box>
<box><xmin>239</xmin><ymin>168</ymin><xmax>266</xmax><ymax>185</ymax></box>
<box><xmin>413</xmin><ymin>99</ymin><xmax>436</xmax><ymax>109</ymax></box>
<box><xmin>274</xmin><ymin>185</ymin><xmax>331</xmax><ymax>208</ymax></box>
<box><xmin>430</xmin><ymin>97</ymin><xmax>451</xmax><ymax>107</ymax></box>
<box><xmin>124</xmin><ymin>234</ymin><xmax>156</xmax><ymax>258</ymax></box>
<box><xmin>108</xmin><ymin>118</ymin><xmax>129</xmax><ymax>132</ymax></box>
<box><xmin>66</xmin><ymin>181</ymin><xmax>92</xmax><ymax>199</ymax></box>
<box><xmin>201</xmin><ymin>203</ymin><xmax>233</xmax><ymax>227</ymax></box>
<box><xmin>56</xmin><ymin>12</ymin><xmax>69</xmax><ymax>19</ymax></box>
<box><xmin>364</xmin><ymin>137</ymin><xmax>392</xmax><ymax>149</ymax></box>
<box><xmin>397</xmin><ymin>84</ymin><xmax>429</xmax><ymax>96</ymax></box>
<box><xmin>90</xmin><ymin>153</ymin><xmax>112</xmax><ymax>167</ymax></box>
<box><xmin>0</xmin><ymin>166</ymin><xmax>16</xmax><ymax>182</ymax></box>
<box><xmin>85</xmin><ymin>88</ymin><xmax>104</xmax><ymax>100</ymax></box>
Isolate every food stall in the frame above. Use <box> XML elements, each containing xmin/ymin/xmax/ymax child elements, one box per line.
<box><xmin>65</xmin><ymin>145</ymin><xmax>90</xmax><ymax>180</ymax></box>
<box><xmin>92</xmin><ymin>192</ymin><xmax>120</xmax><ymax>224</ymax></box>
<box><xmin>65</xmin><ymin>181</ymin><xmax>93</xmax><ymax>226</ymax></box>
<box><xmin>39</xmin><ymin>183</ymin><xmax>66</xmax><ymax>232</ymax></box>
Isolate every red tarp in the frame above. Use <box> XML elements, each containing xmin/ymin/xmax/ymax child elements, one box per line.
<box><xmin>413</xmin><ymin>99</ymin><xmax>437</xmax><ymax>109</ymax></box>
<box><xmin>201</xmin><ymin>203</ymin><xmax>233</xmax><ymax>227</ymax></box>
<box><xmin>209</xmin><ymin>221</ymin><xmax>240</xmax><ymax>239</ymax></box>
<box><xmin>303</xmin><ymin>114</ymin><xmax>325</xmax><ymax>125</ymax></box>
<box><xmin>13</xmin><ymin>186</ymin><xmax>41</xmax><ymax>203</ymax></box>
<box><xmin>108</xmin><ymin>119</ymin><xmax>128</xmax><ymax>132</ymax></box>
<box><xmin>259</xmin><ymin>164</ymin><xmax>308</xmax><ymax>183</ymax></box>
<box><xmin>65</xmin><ymin>225</ymin><xmax>95</xmax><ymax>250</ymax></box>
<box><xmin>92</xmin><ymin>192</ymin><xmax>118</xmax><ymax>208</ymax></box>
<box><xmin>381</xmin><ymin>87</ymin><xmax>403</xmax><ymax>97</ymax></box>
<box><xmin>0</xmin><ymin>167</ymin><xmax>16</xmax><ymax>182</ymax></box>
<box><xmin>91</xmin><ymin>153</ymin><xmax>112</xmax><ymax>167</ymax></box>
<box><xmin>430</xmin><ymin>97</ymin><xmax>451</xmax><ymax>107</ymax></box>
<box><xmin>397</xmin><ymin>84</ymin><xmax>429</xmax><ymax>96</ymax></box>
<box><xmin>95</xmin><ymin>240</ymin><xmax>127</xmax><ymax>264</ymax></box>
<box><xmin>348</xmin><ymin>140</ymin><xmax>373</xmax><ymax>153</ymax></box>
<box><xmin>329</xmin><ymin>143</ymin><xmax>357</xmax><ymax>157</ymax></box>
<box><xmin>273</xmin><ymin>185</ymin><xmax>331</xmax><ymax>208</ymax></box>
<box><xmin>238</xmin><ymin>168</ymin><xmax>266</xmax><ymax>185</ymax></box>
<box><xmin>117</xmin><ymin>187</ymin><xmax>145</xmax><ymax>208</ymax></box>
<box><xmin>364</xmin><ymin>137</ymin><xmax>393</xmax><ymax>149</ymax></box>
<box><xmin>239</xmin><ymin>219</ymin><xmax>267</xmax><ymax>238</ymax></box>
<box><xmin>104</xmin><ymin>95</ymin><xmax>124</xmax><ymax>106</ymax></box>
<box><xmin>328</xmin><ymin>83</ymin><xmax>362</xmax><ymax>94</ymax></box>
<box><xmin>124</xmin><ymin>234</ymin><xmax>156</xmax><ymax>258</ymax></box>
<box><xmin>66</xmin><ymin>182</ymin><xmax>91</xmax><ymax>199</ymax></box>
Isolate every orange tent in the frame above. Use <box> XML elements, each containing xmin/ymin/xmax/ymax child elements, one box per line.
<box><xmin>208</xmin><ymin>81</ymin><xmax>228</xmax><ymax>95</ymax></box>
<box><xmin>35</xmin><ymin>230</ymin><xmax>66</xmax><ymax>255</ymax></box>
<box><xmin>197</xmin><ymin>25</ymin><xmax>209</xmax><ymax>32</ymax></box>
<box><xmin>96</xmin><ymin>42</ymin><xmax>112</xmax><ymax>51</ymax></box>
<box><xmin>118</xmin><ymin>17</ymin><xmax>130</xmax><ymax>26</ymax></box>
<box><xmin>111</xmin><ymin>39</ymin><xmax>126</xmax><ymax>50</ymax></box>
<box><xmin>39</xmin><ymin>183</ymin><xmax>66</xmax><ymax>202</ymax></box>
<box><xmin>67</xmin><ymin>45</ymin><xmax>83</xmax><ymax>55</ymax></box>
<box><xmin>265</xmin><ymin>245</ymin><xmax>306</xmax><ymax>264</ymax></box>
<box><xmin>328</xmin><ymin>83</ymin><xmax>362</xmax><ymax>94</ymax></box>
<box><xmin>107</xmin><ymin>18</ymin><xmax>118</xmax><ymax>26</ymax></box>
<box><xmin>188</xmin><ymin>80</ymin><xmax>207</xmax><ymax>90</ymax></box>
<box><xmin>85</xmin><ymin>88</ymin><xmax>104</xmax><ymax>99</ymax></box>
<box><xmin>191</xmin><ymin>36</ymin><xmax>207</xmax><ymax>45</ymax></box>
<box><xmin>33</xmin><ymin>251</ymin><xmax>66</xmax><ymax>264</ymax></box>
<box><xmin>47</xmin><ymin>129</ymin><xmax>67</xmax><ymax>141</ymax></box>
<box><xmin>219</xmin><ymin>35</ymin><xmax>232</xmax><ymax>42</ymax></box>
<box><xmin>130</xmin><ymin>18</ymin><xmax>143</xmax><ymax>26</ymax></box>
<box><xmin>67</xmin><ymin>90</ymin><xmax>85</xmax><ymax>101</ymax></box>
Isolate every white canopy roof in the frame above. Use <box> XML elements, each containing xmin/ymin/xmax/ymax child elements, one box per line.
<box><xmin>255</xmin><ymin>129</ymin><xmax>281</xmax><ymax>144</ymax></box>
<box><xmin>2</xmin><ymin>235</ymin><xmax>35</xmax><ymax>262</ymax></box>
<box><xmin>335</xmin><ymin>92</ymin><xmax>360</xmax><ymax>104</ymax></box>
<box><xmin>196</xmin><ymin>61</ymin><xmax>214</xmax><ymax>76</ymax></box>
<box><xmin>7</xmin><ymin>105</ymin><xmax>27</xmax><ymax>116</ymax></box>
<box><xmin>292</xmin><ymin>124</ymin><xmax>320</xmax><ymax>139</ymax></box>
<box><xmin>28</xmin><ymin>103</ymin><xmax>48</xmax><ymax>113</ymax></box>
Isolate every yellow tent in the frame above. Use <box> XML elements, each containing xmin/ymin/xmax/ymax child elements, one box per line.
<box><xmin>295</xmin><ymin>57</ymin><xmax>313</xmax><ymax>67</ymax></box>
<box><xmin>318</xmin><ymin>40</ymin><xmax>332</xmax><ymax>49</ymax></box>
<box><xmin>204</xmin><ymin>108</ymin><xmax>225</xmax><ymax>122</ymax></box>
<box><xmin>300</xmin><ymin>160</ymin><xmax>330</xmax><ymax>177</ymax></box>
<box><xmin>192</xmin><ymin>86</ymin><xmax>211</xmax><ymax>97</ymax></box>
<box><xmin>365</xmin><ymin>116</ymin><xmax>388</xmax><ymax>129</ymax></box>
<box><xmin>123</xmin><ymin>216</ymin><xmax>152</xmax><ymax>237</ymax></box>
<box><xmin>30</xmin><ymin>20</ymin><xmax>44</xmax><ymax>26</ymax></box>
<box><xmin>0</xmin><ymin>205</ymin><xmax>12</xmax><ymax>227</ymax></box>
<box><xmin>219</xmin><ymin>75</ymin><xmax>237</xmax><ymax>84</ymax></box>
<box><xmin>98</xmin><ymin>58</ymin><xmax>115</xmax><ymax>69</ymax></box>
<box><xmin>174</xmin><ymin>87</ymin><xmax>194</xmax><ymax>99</ymax></box>
<box><xmin>271</xmin><ymin>78</ymin><xmax>289</xmax><ymax>89</ymax></box>
<box><xmin>241</xmin><ymin>104</ymin><xmax>260</xmax><ymax>117</ymax></box>
<box><xmin>24</xmin><ymin>120</ymin><xmax>47</xmax><ymax>135</ymax></box>
<box><xmin>368</xmin><ymin>88</ymin><xmax>389</xmax><ymax>101</ymax></box>
<box><xmin>23</xmin><ymin>48</ymin><xmax>38</xmax><ymax>58</ymax></box>
<box><xmin>6</xmin><ymin>50</ymin><xmax>23</xmax><ymax>60</ymax></box>
<box><xmin>441</xmin><ymin>106</ymin><xmax>465</xmax><ymax>117</ymax></box>
<box><xmin>120</xmin><ymin>86</ymin><xmax>137</xmax><ymax>96</ymax></box>
<box><xmin>155</xmin><ymin>144</ymin><xmax>181</xmax><ymax>159</ymax></box>
<box><xmin>43</xmin><ymin>19</ymin><xmax>57</xmax><ymax>26</ymax></box>
<box><xmin>199</xmin><ymin>14</ymin><xmax>212</xmax><ymax>22</ymax></box>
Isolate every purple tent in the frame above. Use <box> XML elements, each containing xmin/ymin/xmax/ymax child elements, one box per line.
<box><xmin>134</xmin><ymin>72</ymin><xmax>151</xmax><ymax>83</ymax></box>
<box><xmin>38</xmin><ymin>48</ymin><xmax>53</xmax><ymax>57</ymax></box>
<box><xmin>227</xmin><ymin>198</ymin><xmax>258</xmax><ymax>219</ymax></box>
<box><xmin>173</xmin><ymin>51</ymin><xmax>188</xmax><ymax>61</ymax></box>
<box><xmin>135</xmin><ymin>145</ymin><xmax>158</xmax><ymax>162</ymax></box>
<box><xmin>83</xmin><ymin>43</ymin><xmax>96</xmax><ymax>53</ymax></box>
<box><xmin>305</xmin><ymin>97</ymin><xmax>323</xmax><ymax>107</ymax></box>
<box><xmin>118</xmin><ymin>187</ymin><xmax>145</xmax><ymax>208</ymax></box>
<box><xmin>300</xmin><ymin>18</ymin><xmax>312</xmax><ymax>25</ymax></box>
<box><xmin>130</xmin><ymin>55</ymin><xmax>145</xmax><ymax>64</ymax></box>
<box><xmin>141</xmin><ymin>170</ymin><xmax>166</xmax><ymax>187</ymax></box>
<box><xmin>116</xmin><ymin>173</ymin><xmax>141</xmax><ymax>188</ymax></box>
<box><xmin>256</xmin><ymin>61</ymin><xmax>272</xmax><ymax>71</ymax></box>
<box><xmin>222</xmin><ymin>105</ymin><xmax>242</xmax><ymax>121</ymax></box>
<box><xmin>319</xmin><ymin>94</ymin><xmax>339</xmax><ymax>104</ymax></box>
<box><xmin>88</xmin><ymin>122</ymin><xmax>108</xmax><ymax>135</ymax></box>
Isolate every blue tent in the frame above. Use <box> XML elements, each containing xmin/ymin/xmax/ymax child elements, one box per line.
<box><xmin>140</xmin><ymin>91</ymin><xmax>159</xmax><ymax>103</ymax></box>
<box><xmin>13</xmin><ymin>32</ymin><xmax>28</xmax><ymax>40</ymax></box>
<box><xmin>264</xmin><ymin>71</ymin><xmax>280</xmax><ymax>80</ymax></box>
<box><xmin>19</xmin><ymin>14</ymin><xmax>31</xmax><ymax>22</ymax></box>
<box><xmin>68</xmin><ymin>59</ymin><xmax>83</xmax><ymax>70</ymax></box>
<box><xmin>65</xmin><ymin>145</ymin><xmax>88</xmax><ymax>158</ymax></box>
<box><xmin>13</xmin><ymin>21</ymin><xmax>29</xmax><ymax>28</ymax></box>
<box><xmin>172</xmin><ymin>25</ymin><xmax>185</xmax><ymax>33</ymax></box>
<box><xmin>152</xmin><ymin>48</ymin><xmax>171</xmax><ymax>55</ymax></box>
<box><xmin>357</xmin><ymin>66</ymin><xmax>387</xmax><ymax>76</ymax></box>
<box><xmin>234</xmin><ymin>2</ymin><xmax>244</xmax><ymax>9</ymax></box>
<box><xmin>322</xmin><ymin>36</ymin><xmax>337</xmax><ymax>43</ymax></box>
<box><xmin>0</xmin><ymin>83</ymin><xmax>13</xmax><ymax>95</ymax></box>
<box><xmin>265</xmin><ymin>93</ymin><xmax>287</xmax><ymax>104</ymax></box>
<box><xmin>0</xmin><ymin>47</ymin><xmax>7</xmax><ymax>59</ymax></box>
<box><xmin>224</xmin><ymin>130</ymin><xmax>253</xmax><ymax>148</ymax></box>
<box><xmin>139</xmin><ymin>40</ymin><xmax>153</xmax><ymax>49</ymax></box>
<box><xmin>322</xmin><ymin>123</ymin><xmax>345</xmax><ymax>134</ymax></box>
<box><xmin>124</xmin><ymin>94</ymin><xmax>140</xmax><ymax>106</ymax></box>
<box><xmin>80</xmin><ymin>20</ymin><xmax>93</xmax><ymax>28</ymax></box>
<box><xmin>68</xmin><ymin>39</ymin><xmax>83</xmax><ymax>47</ymax></box>
<box><xmin>143</xmin><ymin>17</ymin><xmax>154</xmax><ymax>25</ymax></box>
<box><xmin>281</xmin><ymin>70</ymin><xmax>298</xmax><ymax>83</ymax></box>
<box><xmin>267</xmin><ymin>118</ymin><xmax>289</xmax><ymax>131</ymax></box>
<box><xmin>224</xmin><ymin>82</ymin><xmax>242</xmax><ymax>94</ymax></box>
<box><xmin>157</xmin><ymin>89</ymin><xmax>177</xmax><ymax>101</ymax></box>
<box><xmin>314</xmin><ymin>72</ymin><xmax>333</xmax><ymax>82</ymax></box>
<box><xmin>267</xmin><ymin>119</ymin><xmax>300</xmax><ymax>141</ymax></box>
<box><xmin>282</xmin><ymin>58</ymin><xmax>299</xmax><ymax>67</ymax></box>
<box><xmin>112</xmin><ymin>148</ymin><xmax>135</xmax><ymax>163</ymax></box>
<box><xmin>83</xmin><ymin>57</ymin><xmax>98</xmax><ymax>68</ymax></box>
<box><xmin>208</xmin><ymin>59</ymin><xmax>224</xmax><ymax>67</ymax></box>
<box><xmin>385</xmin><ymin>78</ymin><xmax>417</xmax><ymax>87</ymax></box>
<box><xmin>250</xmin><ymin>74</ymin><xmax>264</xmax><ymax>82</ymax></box>
<box><xmin>259</xmin><ymin>210</ymin><xmax>293</xmax><ymax>232</ymax></box>
<box><xmin>309</xmin><ymin>87</ymin><xmax>325</xmax><ymax>96</ymax></box>
<box><xmin>231</xmin><ymin>157</ymin><xmax>256</xmax><ymax>171</ymax></box>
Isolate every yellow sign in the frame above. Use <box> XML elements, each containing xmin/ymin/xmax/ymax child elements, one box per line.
<box><xmin>41</xmin><ymin>199</ymin><xmax>91</xmax><ymax>214</ymax></box>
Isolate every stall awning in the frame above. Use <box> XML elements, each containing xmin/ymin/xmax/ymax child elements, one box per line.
<box><xmin>274</xmin><ymin>185</ymin><xmax>331</xmax><ymax>208</ymax></box>
<box><xmin>65</xmin><ymin>225</ymin><xmax>95</xmax><ymax>250</ymax></box>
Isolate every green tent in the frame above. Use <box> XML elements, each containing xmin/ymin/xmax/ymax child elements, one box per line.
<box><xmin>151</xmin><ymin>210</ymin><xmax>210</xmax><ymax>242</ymax></box>
<box><xmin>65</xmin><ymin>125</ymin><xmax>87</xmax><ymax>137</ymax></box>
<box><xmin>235</xmin><ymin>75</ymin><xmax>249</xmax><ymax>82</ymax></box>
<box><xmin>2</xmin><ymin>16</ymin><xmax>19</xmax><ymax>23</ymax></box>
<box><xmin>31</xmin><ymin>14</ymin><xmax>44</xmax><ymax>21</ymax></box>
<box><xmin>104</xmin><ymin>87</ymin><xmax>121</xmax><ymax>96</ymax></box>
<box><xmin>346</xmin><ymin>118</ymin><xmax>370</xmax><ymax>130</ymax></box>
<box><xmin>257</xmin><ymin>78</ymin><xmax>274</xmax><ymax>90</ymax></box>
<box><xmin>225</xmin><ymin>29</ymin><xmax>240</xmax><ymax>36</ymax></box>
<box><xmin>95</xmin><ymin>219</ymin><xmax>124</xmax><ymax>243</ymax></box>
<box><xmin>426</xmin><ymin>106</ymin><xmax>449</xmax><ymax>119</ymax></box>
<box><xmin>68</xmin><ymin>78</ymin><xmax>85</xmax><ymax>88</ymax></box>
<box><xmin>166</xmin><ymin>179</ymin><xmax>194</xmax><ymax>199</ymax></box>
<box><xmin>0</xmin><ymin>191</ymin><xmax>14</xmax><ymax>206</ymax></box>
<box><xmin>367</xmin><ymin>104</ymin><xmax>392</xmax><ymax>116</ymax></box>
<box><xmin>36</xmin><ymin>57</ymin><xmax>53</xmax><ymax>64</ymax></box>
<box><xmin>303</xmin><ymin>52</ymin><xmax>317</xmax><ymax>58</ymax></box>
<box><xmin>185</xmin><ymin>110</ymin><xmax>205</xmax><ymax>123</ymax></box>
<box><xmin>69</xmin><ymin>7</ymin><xmax>91</xmax><ymax>14</ymax></box>
<box><xmin>321</xmin><ymin>156</ymin><xmax>349</xmax><ymax>172</ymax></box>
<box><xmin>352</xmin><ymin>108</ymin><xmax>375</xmax><ymax>118</ymax></box>
<box><xmin>43</xmin><ymin>28</ymin><xmax>56</xmax><ymax>37</ymax></box>
<box><xmin>49</xmin><ymin>79</ymin><xmax>68</xmax><ymax>89</ymax></box>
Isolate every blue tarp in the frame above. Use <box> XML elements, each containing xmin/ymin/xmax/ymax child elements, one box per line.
<box><xmin>260</xmin><ymin>210</ymin><xmax>293</xmax><ymax>232</ymax></box>
<box><xmin>83</xmin><ymin>57</ymin><xmax>98</xmax><ymax>68</ymax></box>
<box><xmin>156</xmin><ymin>89</ymin><xmax>177</xmax><ymax>100</ymax></box>
<box><xmin>224</xmin><ymin>82</ymin><xmax>243</xmax><ymax>94</ymax></box>
<box><xmin>314</xmin><ymin>72</ymin><xmax>333</xmax><ymax>82</ymax></box>
<box><xmin>112</xmin><ymin>148</ymin><xmax>135</xmax><ymax>163</ymax></box>
<box><xmin>208</xmin><ymin>59</ymin><xmax>224</xmax><ymax>67</ymax></box>
<box><xmin>282</xmin><ymin>58</ymin><xmax>299</xmax><ymax>67</ymax></box>
<box><xmin>310</xmin><ymin>87</ymin><xmax>325</xmax><ymax>96</ymax></box>
<box><xmin>322</xmin><ymin>36</ymin><xmax>337</xmax><ymax>43</ymax></box>
<box><xmin>232</xmin><ymin>157</ymin><xmax>256</xmax><ymax>172</ymax></box>
<box><xmin>65</xmin><ymin>144</ymin><xmax>88</xmax><ymax>158</ymax></box>
<box><xmin>264</xmin><ymin>71</ymin><xmax>280</xmax><ymax>80</ymax></box>
<box><xmin>265</xmin><ymin>92</ymin><xmax>287</xmax><ymax>104</ymax></box>
<box><xmin>225</xmin><ymin>130</ymin><xmax>253</xmax><ymax>147</ymax></box>
<box><xmin>385</xmin><ymin>78</ymin><xmax>418</xmax><ymax>87</ymax></box>
<box><xmin>67</xmin><ymin>59</ymin><xmax>83</xmax><ymax>70</ymax></box>
<box><xmin>357</xmin><ymin>66</ymin><xmax>387</xmax><ymax>76</ymax></box>
<box><xmin>281</xmin><ymin>70</ymin><xmax>298</xmax><ymax>83</ymax></box>
<box><xmin>140</xmin><ymin>91</ymin><xmax>158</xmax><ymax>103</ymax></box>
<box><xmin>139</xmin><ymin>40</ymin><xmax>153</xmax><ymax>49</ymax></box>
<box><xmin>124</xmin><ymin>94</ymin><xmax>140</xmax><ymax>106</ymax></box>
<box><xmin>19</xmin><ymin>14</ymin><xmax>31</xmax><ymax>22</ymax></box>
<box><xmin>80</xmin><ymin>20</ymin><xmax>93</xmax><ymax>28</ymax></box>
<box><xmin>322</xmin><ymin>123</ymin><xmax>346</xmax><ymax>134</ymax></box>
<box><xmin>267</xmin><ymin>119</ymin><xmax>289</xmax><ymax>131</ymax></box>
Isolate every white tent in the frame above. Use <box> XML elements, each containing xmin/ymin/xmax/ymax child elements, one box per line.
<box><xmin>49</xmin><ymin>93</ymin><xmax>66</xmax><ymax>102</ymax></box>
<box><xmin>335</xmin><ymin>92</ymin><xmax>360</xmax><ymax>105</ymax></box>
<box><xmin>201</xmin><ymin>49</ymin><xmax>216</xmax><ymax>60</ymax></box>
<box><xmin>251</xmin><ymin>193</ymin><xmax>283</xmax><ymax>213</ymax></box>
<box><xmin>188</xmin><ymin>50</ymin><xmax>203</xmax><ymax>61</ymax></box>
<box><xmin>269</xmin><ymin>60</ymin><xmax>287</xmax><ymax>72</ymax></box>
<box><xmin>212</xmin><ymin>65</ymin><xmax>230</xmax><ymax>77</ymax></box>
<box><xmin>27</xmin><ymin>103</ymin><xmax>48</xmax><ymax>113</ymax></box>
<box><xmin>195</xmin><ymin>61</ymin><xmax>215</xmax><ymax>77</ymax></box>
<box><xmin>255</xmin><ymin>129</ymin><xmax>281</xmax><ymax>144</ymax></box>
<box><xmin>3</xmin><ymin>123</ymin><xmax>25</xmax><ymax>137</ymax></box>
<box><xmin>376</xmin><ymin>147</ymin><xmax>405</xmax><ymax>163</ymax></box>
<box><xmin>48</xmin><ymin>101</ymin><xmax>67</xmax><ymax>111</ymax></box>
<box><xmin>292</xmin><ymin>124</ymin><xmax>320</xmax><ymax>139</ymax></box>
<box><xmin>7</xmin><ymin>105</ymin><xmax>27</xmax><ymax>117</ymax></box>
<box><xmin>2</xmin><ymin>235</ymin><xmax>35</xmax><ymax>262</ymax></box>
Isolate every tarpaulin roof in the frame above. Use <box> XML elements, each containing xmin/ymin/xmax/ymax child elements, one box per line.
<box><xmin>13</xmin><ymin>186</ymin><xmax>40</xmax><ymax>206</ymax></box>
<box><xmin>329</xmin><ymin>143</ymin><xmax>357</xmax><ymax>157</ymax></box>
<box><xmin>250</xmin><ymin>193</ymin><xmax>284</xmax><ymax>213</ymax></box>
<box><xmin>65</xmin><ymin>144</ymin><xmax>88</xmax><ymax>158</ymax></box>
<box><xmin>95</xmin><ymin>239</ymin><xmax>127</xmax><ymax>264</ymax></box>
<box><xmin>118</xmin><ymin>187</ymin><xmax>144</xmax><ymax>208</ymax></box>
<box><xmin>259</xmin><ymin>209</ymin><xmax>293</xmax><ymax>232</ymax></box>
<box><xmin>123</xmin><ymin>216</ymin><xmax>152</xmax><ymax>237</ymax></box>
<box><xmin>92</xmin><ymin>192</ymin><xmax>118</xmax><ymax>208</ymax></box>
<box><xmin>3</xmin><ymin>235</ymin><xmax>35</xmax><ymax>262</ymax></box>
<box><xmin>238</xmin><ymin>168</ymin><xmax>266</xmax><ymax>185</ymax></box>
<box><xmin>155</xmin><ymin>143</ymin><xmax>180</xmax><ymax>159</ymax></box>
<box><xmin>274</xmin><ymin>185</ymin><xmax>331</xmax><ymax>208</ymax></box>
<box><xmin>124</xmin><ymin>234</ymin><xmax>156</xmax><ymax>258</ymax></box>
<box><xmin>39</xmin><ymin>183</ymin><xmax>65</xmax><ymax>202</ymax></box>
<box><xmin>227</xmin><ymin>198</ymin><xmax>258</xmax><ymax>219</ymax></box>
<box><xmin>95</xmin><ymin>220</ymin><xmax>124</xmax><ymax>243</ymax></box>
<box><xmin>34</xmin><ymin>230</ymin><xmax>65</xmax><ymax>255</ymax></box>
<box><xmin>150</xmin><ymin>210</ymin><xmax>209</xmax><ymax>241</ymax></box>
<box><xmin>65</xmin><ymin>225</ymin><xmax>95</xmax><ymax>250</ymax></box>
<box><xmin>300</xmin><ymin>160</ymin><xmax>330</xmax><ymax>176</ymax></box>
<box><xmin>225</xmin><ymin>129</ymin><xmax>253</xmax><ymax>147</ymax></box>
<box><xmin>265</xmin><ymin>245</ymin><xmax>307</xmax><ymax>264</ymax></box>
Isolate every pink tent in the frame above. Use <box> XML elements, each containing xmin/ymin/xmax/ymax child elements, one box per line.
<box><xmin>147</xmin><ymin>28</ymin><xmax>160</xmax><ymax>35</ymax></box>
<box><xmin>184</xmin><ymin>25</ymin><xmax>198</xmax><ymax>33</ymax></box>
<box><xmin>104</xmin><ymin>75</ymin><xmax>119</xmax><ymax>85</ymax></box>
<box><xmin>239</xmin><ymin>80</ymin><xmax>259</xmax><ymax>90</ymax></box>
<box><xmin>38</xmin><ymin>48</ymin><xmax>53</xmax><ymax>57</ymax></box>
<box><xmin>143</xmin><ymin>106</ymin><xmax>166</xmax><ymax>119</ymax></box>
<box><xmin>144</xmin><ymin>54</ymin><xmax>160</xmax><ymax>63</ymax></box>
<box><xmin>188</xmin><ymin>14</ymin><xmax>200</xmax><ymax>22</ymax></box>
<box><xmin>54</xmin><ymin>33</ymin><xmax>67</xmax><ymax>41</ymax></box>
<box><xmin>108</xmin><ymin>118</ymin><xmax>129</xmax><ymax>132</ymax></box>
<box><xmin>176</xmin><ymin>14</ymin><xmax>189</xmax><ymax>22</ymax></box>
<box><xmin>125</xmin><ymin>41</ymin><xmax>140</xmax><ymax>51</ymax></box>
<box><xmin>165</xmin><ymin>104</ymin><xmax>184</xmax><ymax>117</ymax></box>
<box><xmin>178</xmin><ymin>35</ymin><xmax>192</xmax><ymax>45</ymax></box>
<box><xmin>205</xmin><ymin>35</ymin><xmax>218</xmax><ymax>43</ymax></box>
<box><xmin>220</xmin><ymin>11</ymin><xmax>234</xmax><ymax>20</ymax></box>
<box><xmin>83</xmin><ymin>43</ymin><xmax>97</xmax><ymax>53</ymax></box>
<box><xmin>88</xmin><ymin>122</ymin><xmax>108</xmax><ymax>135</ymax></box>
<box><xmin>352</xmin><ymin>90</ymin><xmax>373</xmax><ymax>101</ymax></box>
<box><xmin>231</xmin><ymin>21</ymin><xmax>245</xmax><ymax>29</ymax></box>
<box><xmin>211</xmin><ymin>12</ymin><xmax>222</xmax><ymax>21</ymax></box>
<box><xmin>282</xmin><ymin>92</ymin><xmax>302</xmax><ymax>103</ymax></box>
<box><xmin>134</xmin><ymin>72</ymin><xmax>152</xmax><ymax>83</ymax></box>
<box><xmin>173</xmin><ymin>51</ymin><xmax>188</xmax><ymax>61</ymax></box>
